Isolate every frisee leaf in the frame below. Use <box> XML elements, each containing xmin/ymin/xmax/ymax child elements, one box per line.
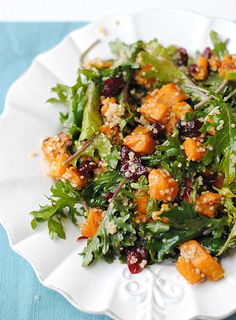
<box><xmin>203</xmin><ymin>98</ymin><xmax>236</xmax><ymax>185</ymax></box>
<box><xmin>216</xmin><ymin>187</ymin><xmax>236</xmax><ymax>255</ymax></box>
<box><xmin>141</xmin><ymin>202</ymin><xmax>228</xmax><ymax>261</ymax></box>
<box><xmin>130</xmin><ymin>176</ymin><xmax>148</xmax><ymax>190</ymax></box>
<box><xmin>47</xmin><ymin>73</ymin><xmax>87</xmax><ymax>136</ymax></box>
<box><xmin>106</xmin><ymin>147</ymin><xmax>120</xmax><ymax>170</ymax></box>
<box><xmin>80</xmin><ymin>170</ymin><xmax>123</xmax><ymax>208</ymax></box>
<box><xmin>142</xmin><ymin>133</ymin><xmax>186</xmax><ymax>183</ymax></box>
<box><xmin>30</xmin><ymin>181</ymin><xmax>83</xmax><ymax>239</ymax></box>
<box><xmin>81</xmin><ymin>179</ymin><xmax>136</xmax><ymax>266</ymax></box>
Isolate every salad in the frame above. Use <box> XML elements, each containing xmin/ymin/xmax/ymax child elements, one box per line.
<box><xmin>30</xmin><ymin>31</ymin><xmax>236</xmax><ymax>284</ymax></box>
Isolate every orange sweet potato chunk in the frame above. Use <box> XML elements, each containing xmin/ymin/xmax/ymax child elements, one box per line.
<box><xmin>135</xmin><ymin>194</ymin><xmax>150</xmax><ymax>223</ymax></box>
<box><xmin>176</xmin><ymin>256</ymin><xmax>204</xmax><ymax>284</ymax></box>
<box><xmin>140</xmin><ymin>102</ymin><xmax>169</xmax><ymax>123</ymax></box>
<box><xmin>81</xmin><ymin>208</ymin><xmax>103</xmax><ymax>238</ymax></box>
<box><xmin>49</xmin><ymin>153</ymin><xmax>69</xmax><ymax>179</ymax></box>
<box><xmin>179</xmin><ymin>240</ymin><xmax>224</xmax><ymax>282</ymax></box>
<box><xmin>183</xmin><ymin>138</ymin><xmax>206</xmax><ymax>161</ymax></box>
<box><xmin>62</xmin><ymin>167</ymin><xmax>86</xmax><ymax>189</ymax></box>
<box><xmin>195</xmin><ymin>192</ymin><xmax>222</xmax><ymax>218</ymax></box>
<box><xmin>165</xmin><ymin>102</ymin><xmax>193</xmax><ymax>135</ymax></box>
<box><xmin>209</xmin><ymin>54</ymin><xmax>221</xmax><ymax>71</ymax></box>
<box><xmin>219</xmin><ymin>54</ymin><xmax>236</xmax><ymax>78</ymax></box>
<box><xmin>123</xmin><ymin>125</ymin><xmax>156</xmax><ymax>155</ymax></box>
<box><xmin>193</xmin><ymin>56</ymin><xmax>208</xmax><ymax>81</ymax></box>
<box><xmin>100</xmin><ymin>124</ymin><xmax>121</xmax><ymax>144</ymax></box>
<box><xmin>135</xmin><ymin>195</ymin><xmax>150</xmax><ymax>215</ymax></box>
<box><xmin>148</xmin><ymin>168</ymin><xmax>179</xmax><ymax>202</ymax></box>
<box><xmin>172</xmin><ymin>102</ymin><xmax>193</xmax><ymax>120</ymax></box>
<box><xmin>42</xmin><ymin>132</ymin><xmax>71</xmax><ymax>162</ymax></box>
<box><xmin>156</xmin><ymin>83</ymin><xmax>187</xmax><ymax>108</ymax></box>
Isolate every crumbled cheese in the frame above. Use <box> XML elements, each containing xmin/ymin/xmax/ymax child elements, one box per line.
<box><xmin>105</xmin><ymin>221</ymin><xmax>117</xmax><ymax>235</ymax></box>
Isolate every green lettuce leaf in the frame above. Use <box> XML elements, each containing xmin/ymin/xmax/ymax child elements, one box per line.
<box><xmin>76</xmin><ymin>133</ymin><xmax>112</xmax><ymax>160</ymax></box>
<box><xmin>79</xmin><ymin>80</ymin><xmax>102</xmax><ymax>141</ymax></box>
<box><xmin>210</xmin><ymin>30</ymin><xmax>229</xmax><ymax>59</ymax></box>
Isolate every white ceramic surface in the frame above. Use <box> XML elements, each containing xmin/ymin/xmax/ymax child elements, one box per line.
<box><xmin>1</xmin><ymin>9</ymin><xmax>236</xmax><ymax>320</ymax></box>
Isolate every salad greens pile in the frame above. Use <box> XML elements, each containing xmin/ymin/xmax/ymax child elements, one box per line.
<box><xmin>30</xmin><ymin>30</ymin><xmax>236</xmax><ymax>277</ymax></box>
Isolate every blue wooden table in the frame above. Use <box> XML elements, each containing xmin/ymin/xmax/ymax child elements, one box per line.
<box><xmin>0</xmin><ymin>22</ymin><xmax>234</xmax><ymax>320</ymax></box>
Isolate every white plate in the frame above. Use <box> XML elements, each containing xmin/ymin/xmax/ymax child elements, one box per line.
<box><xmin>1</xmin><ymin>8</ymin><xmax>236</xmax><ymax>320</ymax></box>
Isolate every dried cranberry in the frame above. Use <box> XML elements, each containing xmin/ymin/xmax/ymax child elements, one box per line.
<box><xmin>176</xmin><ymin>119</ymin><xmax>203</xmax><ymax>137</ymax></box>
<box><xmin>78</xmin><ymin>160</ymin><xmax>97</xmax><ymax>175</ymax></box>
<box><xmin>127</xmin><ymin>245</ymin><xmax>148</xmax><ymax>274</ymax></box>
<box><xmin>176</xmin><ymin>47</ymin><xmax>189</xmax><ymax>66</ymax></box>
<box><xmin>179</xmin><ymin>178</ymin><xmax>192</xmax><ymax>202</ymax></box>
<box><xmin>202</xmin><ymin>47</ymin><xmax>211</xmax><ymax>59</ymax></box>
<box><xmin>150</xmin><ymin>122</ymin><xmax>166</xmax><ymax>140</ymax></box>
<box><xmin>120</xmin><ymin>146</ymin><xmax>148</xmax><ymax>182</ymax></box>
<box><xmin>105</xmin><ymin>192</ymin><xmax>114</xmax><ymax>203</ymax></box>
<box><xmin>189</xmin><ymin>64</ymin><xmax>198</xmax><ymax>76</ymax></box>
<box><xmin>76</xmin><ymin>235</ymin><xmax>87</xmax><ymax>241</ymax></box>
<box><xmin>199</xmin><ymin>169</ymin><xmax>218</xmax><ymax>186</ymax></box>
<box><xmin>102</xmin><ymin>76</ymin><xmax>124</xmax><ymax>97</ymax></box>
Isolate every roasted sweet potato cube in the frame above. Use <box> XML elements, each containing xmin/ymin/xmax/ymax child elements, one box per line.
<box><xmin>49</xmin><ymin>153</ymin><xmax>69</xmax><ymax>178</ymax></box>
<box><xmin>42</xmin><ymin>132</ymin><xmax>71</xmax><ymax>161</ymax></box>
<box><xmin>140</xmin><ymin>102</ymin><xmax>169</xmax><ymax>123</ymax></box>
<box><xmin>148</xmin><ymin>168</ymin><xmax>179</xmax><ymax>202</ymax></box>
<box><xmin>172</xmin><ymin>102</ymin><xmax>193</xmax><ymax>120</ymax></box>
<box><xmin>62</xmin><ymin>167</ymin><xmax>86</xmax><ymax>189</ymax></box>
<box><xmin>193</xmin><ymin>56</ymin><xmax>208</xmax><ymax>81</ymax></box>
<box><xmin>179</xmin><ymin>240</ymin><xmax>224</xmax><ymax>282</ymax></box>
<box><xmin>183</xmin><ymin>138</ymin><xmax>206</xmax><ymax>161</ymax></box>
<box><xmin>176</xmin><ymin>256</ymin><xmax>204</xmax><ymax>284</ymax></box>
<box><xmin>195</xmin><ymin>192</ymin><xmax>222</xmax><ymax>218</ymax></box>
<box><xmin>123</xmin><ymin>125</ymin><xmax>156</xmax><ymax>155</ymax></box>
<box><xmin>81</xmin><ymin>208</ymin><xmax>103</xmax><ymax>238</ymax></box>
<box><xmin>156</xmin><ymin>83</ymin><xmax>187</xmax><ymax>108</ymax></box>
